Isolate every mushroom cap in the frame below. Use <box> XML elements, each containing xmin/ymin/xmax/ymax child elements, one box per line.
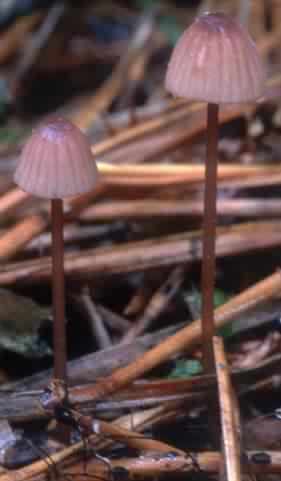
<box><xmin>14</xmin><ymin>118</ymin><xmax>100</xmax><ymax>199</ymax></box>
<box><xmin>165</xmin><ymin>12</ymin><xmax>266</xmax><ymax>104</ymax></box>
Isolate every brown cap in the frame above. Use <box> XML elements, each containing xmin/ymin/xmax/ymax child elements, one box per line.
<box><xmin>14</xmin><ymin>118</ymin><xmax>100</xmax><ymax>199</ymax></box>
<box><xmin>165</xmin><ymin>12</ymin><xmax>266</xmax><ymax>104</ymax></box>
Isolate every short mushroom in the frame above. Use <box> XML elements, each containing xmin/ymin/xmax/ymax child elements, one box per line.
<box><xmin>14</xmin><ymin>117</ymin><xmax>100</xmax><ymax>383</ymax></box>
<box><xmin>165</xmin><ymin>12</ymin><xmax>266</xmax><ymax>373</ymax></box>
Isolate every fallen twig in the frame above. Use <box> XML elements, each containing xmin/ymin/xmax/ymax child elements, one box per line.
<box><xmin>0</xmin><ymin>12</ymin><xmax>44</xmax><ymax>64</ymax></box>
<box><xmin>0</xmin><ymin>221</ymin><xmax>280</xmax><ymax>285</ymax></box>
<box><xmin>214</xmin><ymin>336</ymin><xmax>242</xmax><ymax>481</ymax></box>
<box><xmin>46</xmin><ymin>270</ymin><xmax>281</xmax><ymax>401</ymax></box>
<box><xmin>121</xmin><ymin>267</ymin><xmax>185</xmax><ymax>343</ymax></box>
<box><xmin>71</xmin><ymin>7</ymin><xmax>159</xmax><ymax>131</ymax></box>
<box><xmin>80</xmin><ymin>198</ymin><xmax>281</xmax><ymax>222</ymax></box>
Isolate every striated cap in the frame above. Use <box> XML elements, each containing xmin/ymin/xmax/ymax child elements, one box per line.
<box><xmin>165</xmin><ymin>12</ymin><xmax>266</xmax><ymax>104</ymax></box>
<box><xmin>14</xmin><ymin>118</ymin><xmax>100</xmax><ymax>199</ymax></box>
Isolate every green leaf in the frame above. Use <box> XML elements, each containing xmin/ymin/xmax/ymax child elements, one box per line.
<box><xmin>0</xmin><ymin>289</ymin><xmax>51</xmax><ymax>358</ymax></box>
<box><xmin>0</xmin><ymin>127</ymin><xmax>30</xmax><ymax>153</ymax></box>
<box><xmin>134</xmin><ymin>0</ymin><xmax>182</xmax><ymax>44</ymax></box>
<box><xmin>186</xmin><ymin>288</ymin><xmax>233</xmax><ymax>337</ymax></box>
<box><xmin>168</xmin><ymin>359</ymin><xmax>203</xmax><ymax>379</ymax></box>
<box><xmin>158</xmin><ymin>15</ymin><xmax>181</xmax><ymax>45</ymax></box>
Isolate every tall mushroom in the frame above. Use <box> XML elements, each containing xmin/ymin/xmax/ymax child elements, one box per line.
<box><xmin>165</xmin><ymin>12</ymin><xmax>266</xmax><ymax>373</ymax></box>
<box><xmin>14</xmin><ymin>118</ymin><xmax>100</xmax><ymax>384</ymax></box>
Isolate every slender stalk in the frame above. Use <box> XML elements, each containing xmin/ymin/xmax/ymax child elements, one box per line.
<box><xmin>51</xmin><ymin>199</ymin><xmax>67</xmax><ymax>381</ymax></box>
<box><xmin>51</xmin><ymin>199</ymin><xmax>69</xmax><ymax>443</ymax></box>
<box><xmin>201</xmin><ymin>103</ymin><xmax>219</xmax><ymax>374</ymax></box>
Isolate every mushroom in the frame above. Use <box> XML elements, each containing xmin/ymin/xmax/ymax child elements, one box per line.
<box><xmin>165</xmin><ymin>12</ymin><xmax>266</xmax><ymax>373</ymax></box>
<box><xmin>14</xmin><ymin>117</ymin><xmax>100</xmax><ymax>383</ymax></box>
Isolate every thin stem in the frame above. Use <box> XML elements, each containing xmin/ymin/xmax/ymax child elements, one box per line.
<box><xmin>201</xmin><ymin>103</ymin><xmax>219</xmax><ymax>374</ymax></box>
<box><xmin>51</xmin><ymin>199</ymin><xmax>67</xmax><ymax>381</ymax></box>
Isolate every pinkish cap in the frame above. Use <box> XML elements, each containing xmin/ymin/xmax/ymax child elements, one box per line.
<box><xmin>165</xmin><ymin>12</ymin><xmax>266</xmax><ymax>104</ymax></box>
<box><xmin>14</xmin><ymin>118</ymin><xmax>100</xmax><ymax>199</ymax></box>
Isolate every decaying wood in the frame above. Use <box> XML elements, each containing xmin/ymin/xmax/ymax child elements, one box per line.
<box><xmin>0</xmin><ymin>221</ymin><xmax>280</xmax><ymax>286</ymax></box>
<box><xmin>0</xmin><ymin>12</ymin><xmax>44</xmax><ymax>64</ymax></box>
<box><xmin>122</xmin><ymin>267</ymin><xmax>185</xmax><ymax>343</ymax></box>
<box><xmin>0</xmin><ymin>403</ymin><xmax>185</xmax><ymax>481</ymax></box>
<box><xmin>0</xmin><ymin>182</ymin><xmax>106</xmax><ymax>260</ymax></box>
<box><xmin>0</xmin><ymin>72</ymin><xmax>279</xmax><ymax>262</ymax></box>
<box><xmin>80</xmin><ymin>198</ymin><xmax>281</xmax><ymax>222</ymax></box>
<box><xmin>68</xmin><ymin>450</ymin><xmax>281</xmax><ymax>478</ymax></box>
<box><xmin>0</xmin><ymin>188</ymin><xmax>31</xmax><ymax>222</ymax></box>
<box><xmin>97</xmin><ymin>304</ymin><xmax>131</xmax><ymax>332</ymax></box>
<box><xmin>2</xmin><ymin>349</ymin><xmax>281</xmax><ymax>423</ymax></box>
<box><xmin>71</xmin><ymin>8</ymin><xmax>158</xmax><ymax>131</ymax></box>
<box><xmin>4</xmin><ymin>162</ymin><xmax>275</xmax><ymax>225</ymax></box>
<box><xmin>79</xmin><ymin>286</ymin><xmax>112</xmax><ymax>349</ymax></box>
<box><xmin>0</xmin><ymin>323</ymin><xmax>181</xmax><ymax>397</ymax></box>
<box><xmin>12</xmin><ymin>3</ymin><xmax>65</xmax><ymax>88</ymax></box>
<box><xmin>2</xmin><ymin>447</ymin><xmax>281</xmax><ymax>481</ymax></box>
<box><xmin>60</xmin><ymin>405</ymin><xmax>186</xmax><ymax>455</ymax></box>
<box><xmin>45</xmin><ymin>270</ymin><xmax>281</xmax><ymax>402</ymax></box>
<box><xmin>25</xmin><ymin>224</ymin><xmax>116</xmax><ymax>254</ymax></box>
<box><xmin>98</xmin><ymin>162</ymin><xmax>281</xmax><ymax>179</ymax></box>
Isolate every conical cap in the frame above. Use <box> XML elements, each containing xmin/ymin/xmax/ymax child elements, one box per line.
<box><xmin>14</xmin><ymin>118</ymin><xmax>100</xmax><ymax>199</ymax></box>
<box><xmin>165</xmin><ymin>12</ymin><xmax>266</xmax><ymax>104</ymax></box>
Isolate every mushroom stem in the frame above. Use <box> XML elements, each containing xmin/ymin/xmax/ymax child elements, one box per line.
<box><xmin>51</xmin><ymin>198</ymin><xmax>67</xmax><ymax>382</ymax></box>
<box><xmin>201</xmin><ymin>102</ymin><xmax>219</xmax><ymax>374</ymax></box>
